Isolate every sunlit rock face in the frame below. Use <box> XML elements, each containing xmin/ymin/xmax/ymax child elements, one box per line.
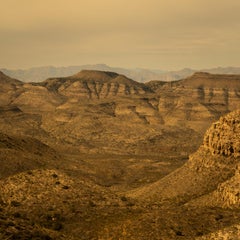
<box><xmin>203</xmin><ymin>110</ymin><xmax>240</xmax><ymax>157</ymax></box>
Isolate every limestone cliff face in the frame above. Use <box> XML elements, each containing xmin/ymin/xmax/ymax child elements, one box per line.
<box><xmin>203</xmin><ymin>110</ymin><xmax>240</xmax><ymax>157</ymax></box>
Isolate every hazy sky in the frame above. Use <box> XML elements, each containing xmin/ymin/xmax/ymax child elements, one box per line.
<box><xmin>1</xmin><ymin>0</ymin><xmax>240</xmax><ymax>70</ymax></box>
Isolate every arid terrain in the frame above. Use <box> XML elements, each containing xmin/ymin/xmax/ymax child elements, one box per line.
<box><xmin>0</xmin><ymin>70</ymin><xmax>240</xmax><ymax>239</ymax></box>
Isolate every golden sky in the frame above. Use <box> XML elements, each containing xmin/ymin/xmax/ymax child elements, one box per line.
<box><xmin>1</xmin><ymin>0</ymin><xmax>240</xmax><ymax>70</ymax></box>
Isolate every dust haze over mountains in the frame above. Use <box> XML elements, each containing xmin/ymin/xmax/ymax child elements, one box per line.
<box><xmin>1</xmin><ymin>0</ymin><xmax>240</xmax><ymax>238</ymax></box>
<box><xmin>2</xmin><ymin>65</ymin><xmax>240</xmax><ymax>83</ymax></box>
<box><xmin>1</xmin><ymin>1</ymin><xmax>240</xmax><ymax>69</ymax></box>
<box><xmin>0</xmin><ymin>69</ymin><xmax>240</xmax><ymax>239</ymax></box>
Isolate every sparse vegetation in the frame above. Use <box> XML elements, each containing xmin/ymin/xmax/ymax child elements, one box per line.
<box><xmin>0</xmin><ymin>70</ymin><xmax>239</xmax><ymax>239</ymax></box>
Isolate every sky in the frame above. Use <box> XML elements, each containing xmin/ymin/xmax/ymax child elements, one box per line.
<box><xmin>1</xmin><ymin>0</ymin><xmax>240</xmax><ymax>70</ymax></box>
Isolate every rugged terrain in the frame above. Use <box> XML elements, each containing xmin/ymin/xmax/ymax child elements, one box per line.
<box><xmin>1</xmin><ymin>70</ymin><xmax>240</xmax><ymax>157</ymax></box>
<box><xmin>0</xmin><ymin>109</ymin><xmax>239</xmax><ymax>239</ymax></box>
<box><xmin>0</xmin><ymin>70</ymin><xmax>240</xmax><ymax>239</ymax></box>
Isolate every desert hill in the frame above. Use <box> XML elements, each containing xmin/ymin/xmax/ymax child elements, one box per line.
<box><xmin>86</xmin><ymin>110</ymin><xmax>240</xmax><ymax>239</ymax></box>
<box><xmin>110</xmin><ymin>110</ymin><xmax>239</xmax><ymax>239</ymax></box>
<box><xmin>42</xmin><ymin>70</ymin><xmax>152</xmax><ymax>99</ymax></box>
<box><xmin>146</xmin><ymin>72</ymin><xmax>240</xmax><ymax>133</ymax></box>
<box><xmin>0</xmin><ymin>71</ymin><xmax>239</xmax><ymax>157</ymax></box>
<box><xmin>175</xmin><ymin>72</ymin><xmax>240</xmax><ymax>89</ymax></box>
<box><xmin>151</xmin><ymin>66</ymin><xmax>240</xmax><ymax>82</ymax></box>
<box><xmin>0</xmin><ymin>70</ymin><xmax>200</xmax><ymax>156</ymax></box>
<box><xmin>0</xmin><ymin>71</ymin><xmax>23</xmax><ymax>106</ymax></box>
<box><xmin>0</xmin><ymin>131</ymin><xmax>59</xmax><ymax>178</ymax></box>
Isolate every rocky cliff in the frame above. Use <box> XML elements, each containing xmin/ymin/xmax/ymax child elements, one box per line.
<box><xmin>186</xmin><ymin>110</ymin><xmax>240</xmax><ymax>210</ymax></box>
<box><xmin>203</xmin><ymin>110</ymin><xmax>240</xmax><ymax>157</ymax></box>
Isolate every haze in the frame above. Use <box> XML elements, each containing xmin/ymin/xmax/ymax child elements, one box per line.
<box><xmin>1</xmin><ymin>0</ymin><xmax>240</xmax><ymax>70</ymax></box>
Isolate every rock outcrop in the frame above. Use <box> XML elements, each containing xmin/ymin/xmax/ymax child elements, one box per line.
<box><xmin>203</xmin><ymin>110</ymin><xmax>240</xmax><ymax>157</ymax></box>
<box><xmin>183</xmin><ymin>110</ymin><xmax>240</xmax><ymax>210</ymax></box>
<box><xmin>129</xmin><ymin>110</ymin><xmax>240</xmax><ymax>205</ymax></box>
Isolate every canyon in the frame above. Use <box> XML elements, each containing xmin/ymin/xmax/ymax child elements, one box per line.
<box><xmin>0</xmin><ymin>70</ymin><xmax>239</xmax><ymax>239</ymax></box>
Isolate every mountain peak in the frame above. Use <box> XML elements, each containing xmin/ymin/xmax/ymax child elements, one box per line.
<box><xmin>43</xmin><ymin>70</ymin><xmax>152</xmax><ymax>99</ymax></box>
<box><xmin>71</xmin><ymin>70</ymin><xmax>119</xmax><ymax>81</ymax></box>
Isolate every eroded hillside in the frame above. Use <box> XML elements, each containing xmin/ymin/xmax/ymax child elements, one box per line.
<box><xmin>0</xmin><ymin>69</ymin><xmax>240</xmax><ymax>239</ymax></box>
<box><xmin>1</xmin><ymin>70</ymin><xmax>240</xmax><ymax>157</ymax></box>
<box><xmin>0</xmin><ymin>106</ymin><xmax>239</xmax><ymax>239</ymax></box>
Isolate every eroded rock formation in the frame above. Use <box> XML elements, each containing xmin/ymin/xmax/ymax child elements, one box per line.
<box><xmin>203</xmin><ymin>110</ymin><xmax>240</xmax><ymax>157</ymax></box>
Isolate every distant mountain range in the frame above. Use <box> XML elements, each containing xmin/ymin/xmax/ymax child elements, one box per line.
<box><xmin>2</xmin><ymin>64</ymin><xmax>240</xmax><ymax>83</ymax></box>
<box><xmin>0</xmin><ymin>64</ymin><xmax>164</xmax><ymax>83</ymax></box>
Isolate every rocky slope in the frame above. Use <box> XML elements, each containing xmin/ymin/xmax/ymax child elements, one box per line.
<box><xmin>0</xmin><ymin>68</ymin><xmax>240</xmax><ymax>239</ymax></box>
<box><xmin>152</xmin><ymin>66</ymin><xmax>240</xmax><ymax>82</ymax></box>
<box><xmin>0</xmin><ymin>168</ymin><xmax>130</xmax><ymax>239</ymax></box>
<box><xmin>0</xmin><ymin>131</ymin><xmax>59</xmax><ymax>178</ymax></box>
<box><xmin>110</xmin><ymin>110</ymin><xmax>239</xmax><ymax>239</ymax></box>
<box><xmin>129</xmin><ymin>110</ymin><xmax>240</xmax><ymax>204</ymax></box>
<box><xmin>0</xmin><ymin>71</ymin><xmax>23</xmax><ymax>106</ymax></box>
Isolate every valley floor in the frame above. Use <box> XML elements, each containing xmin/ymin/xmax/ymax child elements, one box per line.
<box><xmin>1</xmin><ymin>152</ymin><xmax>240</xmax><ymax>239</ymax></box>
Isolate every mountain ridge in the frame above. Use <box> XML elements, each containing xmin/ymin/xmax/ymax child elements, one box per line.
<box><xmin>41</xmin><ymin>70</ymin><xmax>153</xmax><ymax>100</ymax></box>
<box><xmin>1</xmin><ymin>64</ymin><xmax>165</xmax><ymax>83</ymax></box>
<box><xmin>0</xmin><ymin>70</ymin><xmax>239</xmax><ymax>156</ymax></box>
<box><xmin>2</xmin><ymin>64</ymin><xmax>240</xmax><ymax>83</ymax></box>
